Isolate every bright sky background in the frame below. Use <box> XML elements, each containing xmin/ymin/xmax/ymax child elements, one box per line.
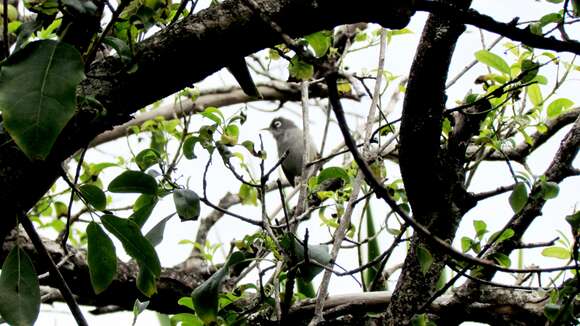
<box><xmin>35</xmin><ymin>1</ymin><xmax>579</xmax><ymax>325</ymax></box>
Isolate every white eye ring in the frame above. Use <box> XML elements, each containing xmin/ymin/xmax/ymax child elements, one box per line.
<box><xmin>273</xmin><ymin>120</ymin><xmax>282</xmax><ymax>128</ymax></box>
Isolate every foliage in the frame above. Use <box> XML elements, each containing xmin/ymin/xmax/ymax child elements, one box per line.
<box><xmin>0</xmin><ymin>0</ymin><xmax>578</xmax><ymax>325</ymax></box>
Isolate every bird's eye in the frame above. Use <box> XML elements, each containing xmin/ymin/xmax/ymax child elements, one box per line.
<box><xmin>273</xmin><ymin>120</ymin><xmax>282</xmax><ymax>129</ymax></box>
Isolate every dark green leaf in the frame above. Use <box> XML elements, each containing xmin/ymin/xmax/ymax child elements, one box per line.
<box><xmin>542</xmin><ymin>247</ymin><xmax>570</xmax><ymax>260</ymax></box>
<box><xmin>136</xmin><ymin>267</ymin><xmax>157</xmax><ymax>297</ymax></box>
<box><xmin>540</xmin><ymin>181</ymin><xmax>560</xmax><ymax>200</ymax></box>
<box><xmin>79</xmin><ymin>184</ymin><xmax>107</xmax><ymax>211</ymax></box>
<box><xmin>0</xmin><ymin>40</ymin><xmax>84</xmax><ymax>160</ymax></box>
<box><xmin>135</xmin><ymin>148</ymin><xmax>161</xmax><ymax>171</ymax></box>
<box><xmin>509</xmin><ymin>183</ymin><xmax>528</xmax><ymax>214</ymax></box>
<box><xmin>101</xmin><ymin>214</ymin><xmax>161</xmax><ymax>296</ymax></box>
<box><xmin>416</xmin><ymin>246</ymin><xmax>433</xmax><ymax>275</ymax></box>
<box><xmin>87</xmin><ymin>222</ymin><xmax>117</xmax><ymax>294</ymax></box>
<box><xmin>173</xmin><ymin>189</ymin><xmax>201</xmax><ymax>221</ymax></box>
<box><xmin>520</xmin><ymin>59</ymin><xmax>539</xmax><ymax>83</ymax></box>
<box><xmin>296</xmin><ymin>278</ymin><xmax>315</xmax><ymax>298</ymax></box>
<box><xmin>145</xmin><ymin>213</ymin><xmax>175</xmax><ymax>247</ymax></box>
<box><xmin>492</xmin><ymin>253</ymin><xmax>511</xmax><ymax>267</ymax></box>
<box><xmin>103</xmin><ymin>36</ymin><xmax>132</xmax><ymax>63</ymax></box>
<box><xmin>474</xmin><ymin>50</ymin><xmax>510</xmax><ymax>75</ymax></box>
<box><xmin>0</xmin><ymin>247</ymin><xmax>40</xmax><ymax>326</ymax></box>
<box><xmin>130</xmin><ymin>194</ymin><xmax>158</xmax><ymax>228</ymax></box>
<box><xmin>191</xmin><ymin>252</ymin><xmax>245</xmax><ymax>324</ymax></box>
<box><xmin>280</xmin><ymin>236</ymin><xmax>331</xmax><ymax>282</ymax></box>
<box><xmin>108</xmin><ymin>170</ymin><xmax>157</xmax><ymax>194</ymax></box>
<box><xmin>565</xmin><ymin>211</ymin><xmax>580</xmax><ymax>231</ymax></box>
<box><xmin>364</xmin><ymin>203</ymin><xmax>383</xmax><ymax>290</ymax></box>
<box><xmin>183</xmin><ymin>136</ymin><xmax>199</xmax><ymax>160</ymax></box>
<box><xmin>544</xmin><ymin>303</ymin><xmax>561</xmax><ymax>321</ymax></box>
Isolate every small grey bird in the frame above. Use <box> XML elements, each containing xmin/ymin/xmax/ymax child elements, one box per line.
<box><xmin>265</xmin><ymin>117</ymin><xmax>318</xmax><ymax>187</ymax></box>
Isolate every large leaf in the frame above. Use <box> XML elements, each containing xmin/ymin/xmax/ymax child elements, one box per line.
<box><xmin>79</xmin><ymin>184</ymin><xmax>107</xmax><ymax>211</ymax></box>
<box><xmin>280</xmin><ymin>235</ymin><xmax>331</xmax><ymax>282</ymax></box>
<box><xmin>0</xmin><ymin>247</ymin><xmax>41</xmax><ymax>326</ymax></box>
<box><xmin>191</xmin><ymin>252</ymin><xmax>245</xmax><ymax>324</ymax></box>
<box><xmin>87</xmin><ymin>222</ymin><xmax>117</xmax><ymax>294</ymax></box>
<box><xmin>101</xmin><ymin>214</ymin><xmax>161</xmax><ymax>295</ymax></box>
<box><xmin>145</xmin><ymin>213</ymin><xmax>175</xmax><ymax>247</ymax></box>
<box><xmin>509</xmin><ymin>183</ymin><xmax>528</xmax><ymax>214</ymax></box>
<box><xmin>108</xmin><ymin>170</ymin><xmax>158</xmax><ymax>194</ymax></box>
<box><xmin>0</xmin><ymin>40</ymin><xmax>84</xmax><ymax>160</ymax></box>
<box><xmin>173</xmin><ymin>189</ymin><xmax>200</xmax><ymax>221</ymax></box>
<box><xmin>474</xmin><ymin>50</ymin><xmax>510</xmax><ymax>75</ymax></box>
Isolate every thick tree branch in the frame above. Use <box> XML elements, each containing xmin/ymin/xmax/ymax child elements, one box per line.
<box><xmin>1</xmin><ymin>230</ymin><xmax>207</xmax><ymax>315</ymax></box>
<box><xmin>416</xmin><ymin>0</ymin><xmax>580</xmax><ymax>56</ymax></box>
<box><xmin>0</xmin><ymin>0</ymin><xmax>413</xmax><ymax>242</ymax></box>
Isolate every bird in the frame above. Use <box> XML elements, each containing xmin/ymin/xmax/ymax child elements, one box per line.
<box><xmin>264</xmin><ymin>117</ymin><xmax>318</xmax><ymax>187</ymax></box>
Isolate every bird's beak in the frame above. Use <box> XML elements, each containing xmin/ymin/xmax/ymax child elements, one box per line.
<box><xmin>260</xmin><ymin>127</ymin><xmax>270</xmax><ymax>132</ymax></box>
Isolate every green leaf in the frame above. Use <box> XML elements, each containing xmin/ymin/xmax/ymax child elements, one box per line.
<box><xmin>489</xmin><ymin>228</ymin><xmax>515</xmax><ymax>244</ymax></box>
<box><xmin>539</xmin><ymin>181</ymin><xmax>560</xmax><ymax>200</ymax></box>
<box><xmin>200</xmin><ymin>107</ymin><xmax>223</xmax><ymax>125</ymax></box>
<box><xmin>519</xmin><ymin>59</ymin><xmax>539</xmax><ymax>83</ymax></box>
<box><xmin>87</xmin><ymin>222</ymin><xmax>117</xmax><ymax>294</ymax></box>
<box><xmin>565</xmin><ymin>211</ymin><xmax>580</xmax><ymax>231</ymax></box>
<box><xmin>79</xmin><ymin>184</ymin><xmax>107</xmax><ymax>211</ymax></box>
<box><xmin>542</xmin><ymin>246</ymin><xmax>570</xmax><ymax>260</ymax></box>
<box><xmin>544</xmin><ymin>303</ymin><xmax>561</xmax><ymax>321</ymax></box>
<box><xmin>460</xmin><ymin>236</ymin><xmax>472</xmax><ymax>253</ymax></box>
<box><xmin>136</xmin><ymin>268</ymin><xmax>157</xmax><ymax>297</ymax></box>
<box><xmin>132</xmin><ymin>299</ymin><xmax>149</xmax><ymax>326</ymax></box>
<box><xmin>474</xmin><ymin>50</ymin><xmax>510</xmax><ymax>75</ymax></box>
<box><xmin>492</xmin><ymin>253</ymin><xmax>511</xmax><ymax>267</ymax></box>
<box><xmin>135</xmin><ymin>148</ymin><xmax>161</xmax><ymax>171</ymax></box>
<box><xmin>0</xmin><ymin>247</ymin><xmax>40</xmax><ymax>326</ymax></box>
<box><xmin>130</xmin><ymin>194</ymin><xmax>158</xmax><ymax>228</ymax></box>
<box><xmin>171</xmin><ymin>313</ymin><xmax>203</xmax><ymax>326</ymax></box>
<box><xmin>288</xmin><ymin>56</ymin><xmax>314</xmax><ymax>81</ymax></box>
<box><xmin>527</xmin><ymin>84</ymin><xmax>543</xmax><ymax>106</ymax></box>
<box><xmin>416</xmin><ymin>246</ymin><xmax>433</xmax><ymax>275</ymax></box>
<box><xmin>183</xmin><ymin>136</ymin><xmax>199</xmax><ymax>160</ymax></box>
<box><xmin>145</xmin><ymin>214</ymin><xmax>175</xmax><ymax>247</ymax></box>
<box><xmin>102</xmin><ymin>36</ymin><xmax>132</xmax><ymax>63</ymax></box>
<box><xmin>547</xmin><ymin>98</ymin><xmax>574</xmax><ymax>118</ymax></box>
<box><xmin>220</xmin><ymin>124</ymin><xmax>239</xmax><ymax>146</ymax></box>
<box><xmin>473</xmin><ymin>220</ymin><xmax>487</xmax><ymax>239</ymax></box>
<box><xmin>191</xmin><ymin>252</ymin><xmax>245</xmax><ymax>325</ymax></box>
<box><xmin>280</xmin><ymin>235</ymin><xmax>331</xmax><ymax>281</ymax></box>
<box><xmin>317</xmin><ymin>166</ymin><xmax>350</xmax><ymax>185</ymax></box>
<box><xmin>305</xmin><ymin>30</ymin><xmax>332</xmax><ymax>57</ymax></box>
<box><xmin>0</xmin><ymin>40</ymin><xmax>84</xmax><ymax>160</ymax></box>
<box><xmin>238</xmin><ymin>183</ymin><xmax>257</xmax><ymax>206</ymax></box>
<box><xmin>364</xmin><ymin>203</ymin><xmax>384</xmax><ymax>290</ymax></box>
<box><xmin>509</xmin><ymin>183</ymin><xmax>528</xmax><ymax>214</ymax></box>
<box><xmin>108</xmin><ymin>170</ymin><xmax>157</xmax><ymax>194</ymax></box>
<box><xmin>173</xmin><ymin>189</ymin><xmax>201</xmax><ymax>221</ymax></box>
<box><xmin>101</xmin><ymin>214</ymin><xmax>161</xmax><ymax>295</ymax></box>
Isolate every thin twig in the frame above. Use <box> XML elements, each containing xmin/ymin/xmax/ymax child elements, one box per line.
<box><xmin>19</xmin><ymin>214</ymin><xmax>88</xmax><ymax>326</ymax></box>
